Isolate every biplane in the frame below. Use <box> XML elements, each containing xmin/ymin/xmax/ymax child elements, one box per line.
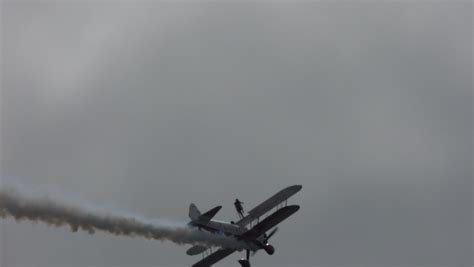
<box><xmin>187</xmin><ymin>185</ymin><xmax>302</xmax><ymax>267</ymax></box>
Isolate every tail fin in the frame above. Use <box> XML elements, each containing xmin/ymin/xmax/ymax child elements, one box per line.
<box><xmin>189</xmin><ymin>203</ymin><xmax>222</xmax><ymax>222</ymax></box>
<box><xmin>189</xmin><ymin>203</ymin><xmax>201</xmax><ymax>221</ymax></box>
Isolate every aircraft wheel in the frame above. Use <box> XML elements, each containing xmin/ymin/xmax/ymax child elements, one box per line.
<box><xmin>238</xmin><ymin>259</ymin><xmax>250</xmax><ymax>267</ymax></box>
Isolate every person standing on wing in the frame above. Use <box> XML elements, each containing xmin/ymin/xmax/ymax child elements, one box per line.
<box><xmin>234</xmin><ymin>198</ymin><xmax>245</xmax><ymax>219</ymax></box>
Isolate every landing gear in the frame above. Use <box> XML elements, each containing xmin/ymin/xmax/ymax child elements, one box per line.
<box><xmin>238</xmin><ymin>250</ymin><xmax>251</xmax><ymax>267</ymax></box>
<box><xmin>238</xmin><ymin>259</ymin><xmax>250</xmax><ymax>267</ymax></box>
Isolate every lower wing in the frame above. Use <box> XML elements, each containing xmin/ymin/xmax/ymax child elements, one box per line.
<box><xmin>191</xmin><ymin>248</ymin><xmax>236</xmax><ymax>267</ymax></box>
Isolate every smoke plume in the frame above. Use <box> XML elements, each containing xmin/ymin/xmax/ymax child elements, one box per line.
<box><xmin>0</xmin><ymin>186</ymin><xmax>242</xmax><ymax>248</ymax></box>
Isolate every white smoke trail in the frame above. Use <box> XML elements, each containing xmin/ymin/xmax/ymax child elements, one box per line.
<box><xmin>0</xmin><ymin>186</ymin><xmax>242</xmax><ymax>248</ymax></box>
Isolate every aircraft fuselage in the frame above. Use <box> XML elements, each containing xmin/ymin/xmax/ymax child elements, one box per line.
<box><xmin>189</xmin><ymin>220</ymin><xmax>263</xmax><ymax>251</ymax></box>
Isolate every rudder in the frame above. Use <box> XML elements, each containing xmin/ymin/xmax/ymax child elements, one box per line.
<box><xmin>189</xmin><ymin>203</ymin><xmax>201</xmax><ymax>221</ymax></box>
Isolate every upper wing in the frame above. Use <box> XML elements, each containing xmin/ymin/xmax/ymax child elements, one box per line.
<box><xmin>191</xmin><ymin>248</ymin><xmax>236</xmax><ymax>267</ymax></box>
<box><xmin>236</xmin><ymin>185</ymin><xmax>302</xmax><ymax>227</ymax></box>
<box><xmin>241</xmin><ymin>205</ymin><xmax>300</xmax><ymax>240</ymax></box>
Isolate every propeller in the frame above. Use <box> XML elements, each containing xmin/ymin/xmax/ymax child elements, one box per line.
<box><xmin>252</xmin><ymin>227</ymin><xmax>279</xmax><ymax>256</ymax></box>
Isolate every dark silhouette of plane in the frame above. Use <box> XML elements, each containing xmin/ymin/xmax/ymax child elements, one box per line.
<box><xmin>187</xmin><ymin>185</ymin><xmax>302</xmax><ymax>267</ymax></box>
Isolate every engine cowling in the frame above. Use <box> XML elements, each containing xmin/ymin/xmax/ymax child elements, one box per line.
<box><xmin>263</xmin><ymin>243</ymin><xmax>275</xmax><ymax>255</ymax></box>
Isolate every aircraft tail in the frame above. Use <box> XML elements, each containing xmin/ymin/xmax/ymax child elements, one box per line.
<box><xmin>189</xmin><ymin>203</ymin><xmax>222</xmax><ymax>222</ymax></box>
<box><xmin>189</xmin><ymin>203</ymin><xmax>201</xmax><ymax>221</ymax></box>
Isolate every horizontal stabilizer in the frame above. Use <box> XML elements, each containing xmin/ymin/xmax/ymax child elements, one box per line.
<box><xmin>186</xmin><ymin>245</ymin><xmax>208</xmax><ymax>256</ymax></box>
<box><xmin>199</xmin><ymin>205</ymin><xmax>222</xmax><ymax>222</ymax></box>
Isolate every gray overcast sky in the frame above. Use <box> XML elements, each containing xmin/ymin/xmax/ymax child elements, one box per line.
<box><xmin>1</xmin><ymin>1</ymin><xmax>472</xmax><ymax>267</ymax></box>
